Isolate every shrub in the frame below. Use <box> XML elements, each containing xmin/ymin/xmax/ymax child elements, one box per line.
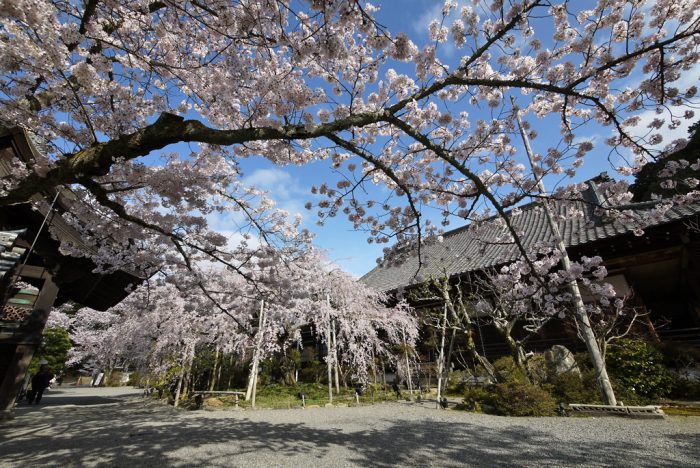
<box><xmin>489</xmin><ymin>381</ymin><xmax>557</xmax><ymax>416</ymax></box>
<box><xmin>526</xmin><ymin>354</ymin><xmax>548</xmax><ymax>386</ymax></box>
<box><xmin>298</xmin><ymin>360</ymin><xmax>326</xmax><ymax>384</ymax></box>
<box><xmin>546</xmin><ymin>372</ymin><xmax>598</xmax><ymax>404</ymax></box>
<box><xmin>445</xmin><ymin>370</ymin><xmax>474</xmax><ymax>395</ymax></box>
<box><xmin>493</xmin><ymin>356</ymin><xmax>529</xmax><ymax>384</ymax></box>
<box><xmin>606</xmin><ymin>338</ymin><xmax>674</xmax><ymax>400</ymax></box>
<box><xmin>573</xmin><ymin>352</ymin><xmax>593</xmax><ymax>371</ymax></box>
<box><xmin>462</xmin><ymin>385</ymin><xmax>493</xmax><ymax>411</ymax></box>
<box><xmin>669</xmin><ymin>376</ymin><xmax>700</xmax><ymax>400</ymax></box>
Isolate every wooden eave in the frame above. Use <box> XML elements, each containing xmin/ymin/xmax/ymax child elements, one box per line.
<box><xmin>0</xmin><ymin>127</ymin><xmax>144</xmax><ymax>310</ymax></box>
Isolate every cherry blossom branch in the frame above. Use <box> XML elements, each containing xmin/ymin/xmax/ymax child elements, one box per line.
<box><xmin>384</xmin><ymin>114</ymin><xmax>543</xmax><ymax>279</ymax></box>
<box><xmin>326</xmin><ymin>133</ymin><xmax>425</xmax><ymax>274</ymax></box>
<box><xmin>79</xmin><ymin>177</ymin><xmax>257</xmax><ymax>285</ymax></box>
<box><xmin>170</xmin><ymin>238</ymin><xmax>248</xmax><ymax>331</ymax></box>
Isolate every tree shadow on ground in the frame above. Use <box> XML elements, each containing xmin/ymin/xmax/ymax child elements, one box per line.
<box><xmin>13</xmin><ymin>389</ymin><xmax>135</xmax><ymax>412</ymax></box>
<box><xmin>0</xmin><ymin>397</ymin><xmax>697</xmax><ymax>467</ymax></box>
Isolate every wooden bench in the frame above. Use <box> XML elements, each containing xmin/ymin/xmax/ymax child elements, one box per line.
<box><xmin>192</xmin><ymin>391</ymin><xmax>246</xmax><ymax>409</ymax></box>
<box><xmin>568</xmin><ymin>403</ymin><xmax>665</xmax><ymax>419</ymax></box>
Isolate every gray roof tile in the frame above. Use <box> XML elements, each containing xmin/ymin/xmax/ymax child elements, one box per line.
<box><xmin>360</xmin><ymin>190</ymin><xmax>700</xmax><ymax>292</ymax></box>
<box><xmin>0</xmin><ymin>230</ymin><xmax>25</xmax><ymax>281</ymax></box>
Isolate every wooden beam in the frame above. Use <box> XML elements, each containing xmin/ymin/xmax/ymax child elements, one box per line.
<box><xmin>602</xmin><ymin>246</ymin><xmax>682</xmax><ymax>269</ymax></box>
<box><xmin>17</xmin><ymin>264</ymin><xmax>49</xmax><ymax>279</ymax></box>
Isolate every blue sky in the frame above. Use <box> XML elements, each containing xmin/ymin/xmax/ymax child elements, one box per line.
<box><xmin>212</xmin><ymin>1</ymin><xmax>463</xmax><ymax>277</ymax></box>
<box><xmin>203</xmin><ymin>1</ymin><xmax>698</xmax><ymax>277</ymax></box>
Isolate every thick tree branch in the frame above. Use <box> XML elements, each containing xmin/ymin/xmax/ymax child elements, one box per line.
<box><xmin>0</xmin><ymin>75</ymin><xmax>612</xmax><ymax>205</ymax></box>
<box><xmin>2</xmin><ymin>111</ymin><xmax>388</xmax><ymax>204</ymax></box>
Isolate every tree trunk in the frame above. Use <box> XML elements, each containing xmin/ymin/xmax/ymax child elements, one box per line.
<box><xmin>441</xmin><ymin>286</ymin><xmax>497</xmax><ymax>382</ymax></box>
<box><xmin>245</xmin><ymin>352</ymin><xmax>256</xmax><ymax>402</ymax></box>
<box><xmin>325</xmin><ymin>294</ymin><xmax>333</xmax><ymax>403</ymax></box>
<box><xmin>174</xmin><ymin>345</ymin><xmax>190</xmax><ymax>408</ymax></box>
<box><xmin>215</xmin><ymin>353</ymin><xmax>222</xmax><ymax>390</ymax></box>
<box><xmin>444</xmin><ymin>326</ymin><xmax>457</xmax><ymax>391</ymax></box>
<box><xmin>494</xmin><ymin>319</ymin><xmax>528</xmax><ymax>376</ymax></box>
<box><xmin>576</xmin><ymin>310</ymin><xmax>617</xmax><ymax>405</ymax></box>
<box><xmin>209</xmin><ymin>348</ymin><xmax>219</xmax><ymax>391</ymax></box>
<box><xmin>226</xmin><ymin>353</ymin><xmax>234</xmax><ymax>390</ymax></box>
<box><xmin>401</xmin><ymin>328</ymin><xmax>413</xmax><ymax>397</ymax></box>
<box><xmin>183</xmin><ymin>345</ymin><xmax>196</xmax><ymax>398</ymax></box>
<box><xmin>381</xmin><ymin>358</ymin><xmax>387</xmax><ymax>399</ymax></box>
<box><xmin>371</xmin><ymin>349</ymin><xmax>377</xmax><ymax>388</ymax></box>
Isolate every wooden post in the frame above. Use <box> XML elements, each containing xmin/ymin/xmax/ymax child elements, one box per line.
<box><xmin>436</xmin><ymin>302</ymin><xmax>448</xmax><ymax>408</ymax></box>
<box><xmin>326</xmin><ymin>293</ymin><xmax>333</xmax><ymax>404</ymax></box>
<box><xmin>512</xmin><ymin>97</ymin><xmax>617</xmax><ymax>406</ymax></box>
<box><xmin>331</xmin><ymin>317</ymin><xmax>340</xmax><ymax>394</ymax></box>
<box><xmin>246</xmin><ymin>300</ymin><xmax>266</xmax><ymax>406</ymax></box>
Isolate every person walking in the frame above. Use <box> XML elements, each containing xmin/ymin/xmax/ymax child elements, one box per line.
<box><xmin>27</xmin><ymin>365</ymin><xmax>54</xmax><ymax>405</ymax></box>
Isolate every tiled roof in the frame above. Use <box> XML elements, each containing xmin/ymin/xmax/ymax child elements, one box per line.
<box><xmin>0</xmin><ymin>230</ymin><xmax>27</xmax><ymax>309</ymax></box>
<box><xmin>0</xmin><ymin>230</ymin><xmax>26</xmax><ymax>282</ymax></box>
<box><xmin>360</xmin><ymin>185</ymin><xmax>700</xmax><ymax>293</ymax></box>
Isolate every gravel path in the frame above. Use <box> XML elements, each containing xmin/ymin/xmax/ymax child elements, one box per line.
<box><xmin>0</xmin><ymin>386</ymin><xmax>698</xmax><ymax>467</ymax></box>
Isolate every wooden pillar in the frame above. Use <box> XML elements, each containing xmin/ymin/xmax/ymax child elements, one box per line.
<box><xmin>0</xmin><ymin>273</ymin><xmax>58</xmax><ymax>419</ymax></box>
<box><xmin>0</xmin><ymin>345</ymin><xmax>35</xmax><ymax>419</ymax></box>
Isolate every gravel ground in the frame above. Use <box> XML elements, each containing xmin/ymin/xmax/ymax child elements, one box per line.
<box><xmin>0</xmin><ymin>386</ymin><xmax>698</xmax><ymax>467</ymax></box>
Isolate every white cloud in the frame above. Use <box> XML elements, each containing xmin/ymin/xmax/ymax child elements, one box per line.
<box><xmin>244</xmin><ymin>168</ymin><xmax>308</xmax><ymax>219</ymax></box>
<box><xmin>205</xmin><ymin>167</ymin><xmax>310</xmax><ymax>239</ymax></box>
<box><xmin>619</xmin><ymin>63</ymin><xmax>700</xmax><ymax>154</ymax></box>
<box><xmin>244</xmin><ymin>168</ymin><xmax>295</xmax><ymax>198</ymax></box>
<box><xmin>412</xmin><ymin>2</ymin><xmax>445</xmax><ymax>36</ymax></box>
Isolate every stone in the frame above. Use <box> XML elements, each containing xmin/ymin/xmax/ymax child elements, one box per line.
<box><xmin>544</xmin><ymin>345</ymin><xmax>581</xmax><ymax>376</ymax></box>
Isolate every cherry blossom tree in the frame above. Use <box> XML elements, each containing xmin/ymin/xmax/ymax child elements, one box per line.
<box><xmin>472</xmin><ymin>253</ymin><xmax>619</xmax><ymax>368</ymax></box>
<box><xmin>232</xmin><ymin>247</ymin><xmax>418</xmax><ymax>398</ymax></box>
<box><xmin>66</xmin><ymin>246</ymin><xmax>418</xmax><ymax>404</ymax></box>
<box><xmin>3</xmin><ymin>0</ymin><xmax>699</xmax><ymax>405</ymax></box>
<box><xmin>307</xmin><ymin>262</ymin><xmax>418</xmax><ymax>387</ymax></box>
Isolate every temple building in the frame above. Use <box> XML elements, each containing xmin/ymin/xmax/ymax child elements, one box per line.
<box><xmin>361</xmin><ymin>177</ymin><xmax>700</xmax><ymax>358</ymax></box>
<box><xmin>0</xmin><ymin>127</ymin><xmax>142</xmax><ymax>419</ymax></box>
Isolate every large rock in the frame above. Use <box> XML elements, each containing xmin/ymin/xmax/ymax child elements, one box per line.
<box><xmin>544</xmin><ymin>345</ymin><xmax>581</xmax><ymax>376</ymax></box>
